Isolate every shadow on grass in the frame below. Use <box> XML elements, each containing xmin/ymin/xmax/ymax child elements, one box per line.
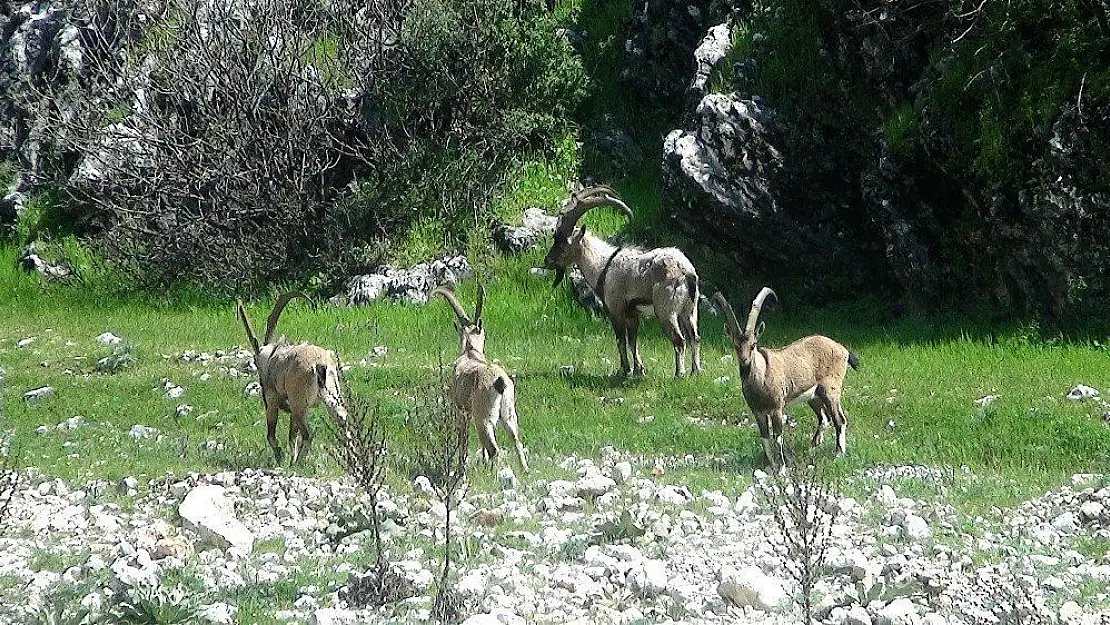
<box><xmin>520</xmin><ymin>370</ymin><xmax>643</xmax><ymax>392</ymax></box>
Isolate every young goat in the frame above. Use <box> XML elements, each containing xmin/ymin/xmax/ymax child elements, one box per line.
<box><xmin>543</xmin><ymin>186</ymin><xmax>702</xmax><ymax>378</ymax></box>
<box><xmin>237</xmin><ymin>292</ymin><xmax>348</xmax><ymax>465</ymax></box>
<box><xmin>431</xmin><ymin>286</ymin><xmax>528</xmax><ymax>473</ymax></box>
<box><xmin>713</xmin><ymin>288</ymin><xmax>859</xmax><ymax>468</ymax></box>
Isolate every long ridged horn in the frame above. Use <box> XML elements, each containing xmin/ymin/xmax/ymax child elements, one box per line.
<box><xmin>264</xmin><ymin>291</ymin><xmax>309</xmax><ymax>345</ymax></box>
<box><xmin>237</xmin><ymin>299</ymin><xmax>261</xmax><ymax>354</ymax></box>
<box><xmin>556</xmin><ymin>186</ymin><xmax>634</xmax><ymax>235</ymax></box>
<box><xmin>431</xmin><ymin>287</ymin><xmax>472</xmax><ymax>326</ymax></box>
<box><xmin>745</xmin><ymin>287</ymin><xmax>778</xmax><ymax>334</ymax></box>
<box><xmin>712</xmin><ymin>292</ymin><xmax>741</xmax><ymax>336</ymax></box>
<box><xmin>474</xmin><ymin>283</ymin><xmax>485</xmax><ymax>327</ymax></box>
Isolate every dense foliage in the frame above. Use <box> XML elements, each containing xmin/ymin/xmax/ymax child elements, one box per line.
<box><xmin>17</xmin><ymin>0</ymin><xmax>585</xmax><ymax>292</ymax></box>
<box><xmin>712</xmin><ymin>0</ymin><xmax>1110</xmax><ymax>316</ymax></box>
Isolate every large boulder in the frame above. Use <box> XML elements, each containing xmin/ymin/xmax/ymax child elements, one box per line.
<box><xmin>717</xmin><ymin>565</ymin><xmax>787</xmax><ymax>610</ymax></box>
<box><xmin>178</xmin><ymin>485</ymin><xmax>254</xmax><ymax>554</ymax></box>
<box><xmin>664</xmin><ymin>92</ymin><xmax>889</xmax><ymax>301</ymax></box>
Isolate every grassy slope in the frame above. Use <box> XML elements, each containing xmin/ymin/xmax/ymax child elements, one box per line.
<box><xmin>2</xmin><ymin>221</ymin><xmax>1109</xmax><ymax>507</ymax></box>
<box><xmin>2</xmin><ymin>0</ymin><xmax>1108</xmax><ymax>516</ymax></box>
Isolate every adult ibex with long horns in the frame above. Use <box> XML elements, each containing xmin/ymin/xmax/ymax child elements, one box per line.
<box><xmin>713</xmin><ymin>288</ymin><xmax>858</xmax><ymax>468</ymax></box>
<box><xmin>237</xmin><ymin>293</ymin><xmax>348</xmax><ymax>465</ymax></box>
<box><xmin>544</xmin><ymin>186</ymin><xmax>702</xmax><ymax>378</ymax></box>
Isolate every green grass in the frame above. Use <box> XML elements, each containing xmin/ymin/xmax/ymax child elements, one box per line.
<box><xmin>1</xmin><ymin>223</ymin><xmax>1109</xmax><ymax>511</ymax></box>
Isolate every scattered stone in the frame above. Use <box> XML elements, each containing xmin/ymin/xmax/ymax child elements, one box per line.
<box><xmin>493</xmin><ymin>207</ymin><xmax>558</xmax><ymax>254</ymax></box>
<box><xmin>498</xmin><ymin>466</ymin><xmax>519</xmax><ymax>490</ymax></box>
<box><xmin>340</xmin><ymin>256</ymin><xmax>470</xmax><ymax>305</ymax></box>
<box><xmin>459</xmin><ymin>613</ymin><xmax>526</xmax><ymax>625</ymax></box>
<box><xmin>1052</xmin><ymin>512</ymin><xmax>1079</xmax><ymax>533</ymax></box>
<box><xmin>626</xmin><ymin>559</ymin><xmax>669</xmax><ymax>597</ymax></box>
<box><xmin>179</xmin><ymin>485</ymin><xmax>255</xmax><ymax>553</ymax></box>
<box><xmin>611</xmin><ymin>461</ymin><xmax>633</xmax><ymax>485</ymax></box>
<box><xmin>900</xmin><ymin>513</ymin><xmax>932</xmax><ymax>540</ymax></box>
<box><xmin>655</xmin><ymin>485</ymin><xmax>693</xmax><ymax>506</ymax></box>
<box><xmin>1079</xmin><ymin>500</ymin><xmax>1104</xmax><ymax>520</ymax></box>
<box><xmin>874</xmin><ymin>597</ymin><xmax>919</xmax><ymax>625</ymax></box>
<box><xmin>843</xmin><ymin>605</ymin><xmax>874</xmax><ymax>625</ymax></box>
<box><xmin>576</xmin><ymin>474</ymin><xmax>616</xmax><ymax>498</ymax></box>
<box><xmin>307</xmin><ymin>608</ymin><xmax>358</xmax><ymax>625</ymax></box>
<box><xmin>198</xmin><ymin>602</ymin><xmax>237</xmax><ymax>624</ymax></box>
<box><xmin>717</xmin><ymin>565</ymin><xmax>787</xmax><ymax>610</ymax></box>
<box><xmin>129</xmin><ymin>425</ymin><xmax>159</xmax><ymax>440</ymax></box>
<box><xmin>974</xmin><ymin>394</ymin><xmax>1000</xmax><ymax>408</ymax></box>
<box><xmin>1066</xmin><ymin>385</ymin><xmax>1099</xmax><ymax>401</ymax></box>
<box><xmin>96</xmin><ymin>332</ymin><xmax>122</xmax><ymax>345</ymax></box>
<box><xmin>176</xmin><ymin>405</ymin><xmax>194</xmax><ymax>418</ymax></box>
<box><xmin>23</xmin><ymin>386</ymin><xmax>55</xmax><ymax>403</ymax></box>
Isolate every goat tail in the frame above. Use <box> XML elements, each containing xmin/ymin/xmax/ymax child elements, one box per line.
<box><xmin>847</xmin><ymin>352</ymin><xmax>860</xmax><ymax>370</ymax></box>
<box><xmin>236</xmin><ymin>299</ymin><xmax>261</xmax><ymax>355</ymax></box>
<box><xmin>685</xmin><ymin>274</ymin><xmax>699</xmax><ymax>305</ymax></box>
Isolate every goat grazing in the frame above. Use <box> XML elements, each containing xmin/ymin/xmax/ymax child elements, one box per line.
<box><xmin>431</xmin><ymin>286</ymin><xmax>528</xmax><ymax>472</ymax></box>
<box><xmin>237</xmin><ymin>292</ymin><xmax>348</xmax><ymax>465</ymax></box>
<box><xmin>544</xmin><ymin>186</ymin><xmax>702</xmax><ymax>377</ymax></box>
<box><xmin>713</xmin><ymin>288</ymin><xmax>858</xmax><ymax>468</ymax></box>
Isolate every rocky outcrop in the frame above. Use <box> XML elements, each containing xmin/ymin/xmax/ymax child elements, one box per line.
<box><xmin>492</xmin><ymin>207</ymin><xmax>557</xmax><ymax>255</ymax></box>
<box><xmin>336</xmin><ymin>256</ymin><xmax>471</xmax><ymax>305</ymax></box>
<box><xmin>664</xmin><ymin>7</ymin><xmax>1110</xmax><ymax>316</ymax></box>
<box><xmin>663</xmin><ymin>92</ymin><xmax>890</xmax><ymax>300</ymax></box>
<box><xmin>622</xmin><ymin>0</ymin><xmax>739</xmax><ymax>111</ymax></box>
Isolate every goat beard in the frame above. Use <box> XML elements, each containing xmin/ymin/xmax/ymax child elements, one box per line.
<box><xmin>552</xmin><ymin>267</ymin><xmax>566</xmax><ymax>287</ymax></box>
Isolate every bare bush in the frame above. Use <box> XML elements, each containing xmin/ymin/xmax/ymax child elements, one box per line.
<box><xmin>328</xmin><ymin>391</ymin><xmax>414</xmax><ymax>607</ymax></box>
<box><xmin>27</xmin><ymin>0</ymin><xmax>397</xmax><ymax>288</ymax></box>
<box><xmin>405</xmin><ymin>367</ymin><xmax>470</xmax><ymax>624</ymax></box>
<box><xmin>754</xmin><ymin>450</ymin><xmax>841</xmax><ymax>625</ymax></box>
<box><xmin>21</xmin><ymin>0</ymin><xmax>583</xmax><ymax>290</ymax></box>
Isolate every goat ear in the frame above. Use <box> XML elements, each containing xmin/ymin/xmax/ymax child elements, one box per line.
<box><xmin>315</xmin><ymin>363</ymin><xmax>327</xmax><ymax>388</ymax></box>
<box><xmin>755</xmin><ymin>321</ymin><xmax>766</xmax><ymax>339</ymax></box>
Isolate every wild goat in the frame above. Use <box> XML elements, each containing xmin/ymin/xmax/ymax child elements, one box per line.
<box><xmin>713</xmin><ymin>288</ymin><xmax>858</xmax><ymax>468</ymax></box>
<box><xmin>431</xmin><ymin>286</ymin><xmax>528</xmax><ymax>472</ymax></box>
<box><xmin>544</xmin><ymin>186</ymin><xmax>702</xmax><ymax>377</ymax></box>
<box><xmin>237</xmin><ymin>292</ymin><xmax>348</xmax><ymax>465</ymax></box>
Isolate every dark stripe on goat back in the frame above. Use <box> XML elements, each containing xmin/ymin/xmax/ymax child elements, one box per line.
<box><xmin>686</xmin><ymin>275</ymin><xmax>698</xmax><ymax>303</ymax></box>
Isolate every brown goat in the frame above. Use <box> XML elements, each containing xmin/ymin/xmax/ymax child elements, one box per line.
<box><xmin>713</xmin><ymin>288</ymin><xmax>858</xmax><ymax>468</ymax></box>
<box><xmin>432</xmin><ymin>286</ymin><xmax>528</xmax><ymax>472</ymax></box>
<box><xmin>237</xmin><ymin>293</ymin><xmax>347</xmax><ymax>465</ymax></box>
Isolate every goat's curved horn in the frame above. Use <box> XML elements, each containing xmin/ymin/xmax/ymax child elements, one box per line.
<box><xmin>474</xmin><ymin>283</ymin><xmax>485</xmax><ymax>326</ymax></box>
<box><xmin>431</xmin><ymin>287</ymin><xmax>472</xmax><ymax>326</ymax></box>
<box><xmin>712</xmin><ymin>292</ymin><xmax>741</xmax><ymax>336</ymax></box>
<box><xmin>557</xmin><ymin>187</ymin><xmax>634</xmax><ymax>234</ymax></box>
<box><xmin>745</xmin><ymin>287</ymin><xmax>778</xmax><ymax>334</ymax></box>
<box><xmin>564</xmin><ymin>185</ymin><xmax>620</xmax><ymax>208</ymax></box>
<box><xmin>264</xmin><ymin>291</ymin><xmax>309</xmax><ymax>345</ymax></box>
